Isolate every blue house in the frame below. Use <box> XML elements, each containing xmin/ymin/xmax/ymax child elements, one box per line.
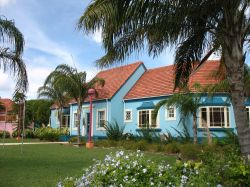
<box><xmin>50</xmin><ymin>60</ymin><xmax>239</xmax><ymax>138</ymax></box>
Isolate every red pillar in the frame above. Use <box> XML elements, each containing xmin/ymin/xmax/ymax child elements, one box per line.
<box><xmin>88</xmin><ymin>96</ymin><xmax>92</xmax><ymax>142</ymax></box>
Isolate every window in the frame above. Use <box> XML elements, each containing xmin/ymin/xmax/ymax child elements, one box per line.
<box><xmin>246</xmin><ymin>107</ymin><xmax>250</xmax><ymax>126</ymax></box>
<box><xmin>97</xmin><ymin>109</ymin><xmax>106</xmax><ymax>129</ymax></box>
<box><xmin>138</xmin><ymin>109</ymin><xmax>158</xmax><ymax>128</ymax></box>
<box><xmin>73</xmin><ymin>113</ymin><xmax>78</xmax><ymax>128</ymax></box>
<box><xmin>200</xmin><ymin>107</ymin><xmax>230</xmax><ymax>128</ymax></box>
<box><xmin>62</xmin><ymin>115</ymin><xmax>70</xmax><ymax>128</ymax></box>
<box><xmin>124</xmin><ymin>109</ymin><xmax>132</xmax><ymax>122</ymax></box>
<box><xmin>165</xmin><ymin>106</ymin><xmax>176</xmax><ymax>120</ymax></box>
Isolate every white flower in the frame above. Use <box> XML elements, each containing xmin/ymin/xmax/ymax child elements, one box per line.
<box><xmin>217</xmin><ymin>185</ymin><xmax>223</xmax><ymax>187</ymax></box>
<box><xmin>143</xmin><ymin>168</ymin><xmax>147</xmax><ymax>173</ymax></box>
<box><xmin>132</xmin><ymin>178</ymin><xmax>136</xmax><ymax>182</ymax></box>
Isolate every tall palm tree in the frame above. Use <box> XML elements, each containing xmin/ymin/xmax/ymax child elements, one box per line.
<box><xmin>78</xmin><ymin>0</ymin><xmax>250</xmax><ymax>156</ymax></box>
<box><xmin>37</xmin><ymin>83</ymin><xmax>68</xmax><ymax>128</ymax></box>
<box><xmin>46</xmin><ymin>64</ymin><xmax>105</xmax><ymax>145</ymax></box>
<box><xmin>0</xmin><ymin>16</ymin><xmax>27</xmax><ymax>93</ymax></box>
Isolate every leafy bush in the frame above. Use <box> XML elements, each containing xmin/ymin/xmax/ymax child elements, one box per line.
<box><xmin>0</xmin><ymin>130</ymin><xmax>10</xmax><ymax>138</ymax></box>
<box><xmin>137</xmin><ymin>125</ymin><xmax>160</xmax><ymax>143</ymax></box>
<box><xmin>59</xmin><ymin>147</ymin><xmax>250</xmax><ymax>187</ymax></box>
<box><xmin>12</xmin><ymin>129</ymin><xmax>34</xmax><ymax>138</ymax></box>
<box><xmin>58</xmin><ymin>150</ymin><xmax>200</xmax><ymax>187</ymax></box>
<box><xmin>69</xmin><ymin>137</ymin><xmax>86</xmax><ymax>144</ymax></box>
<box><xmin>34</xmin><ymin>127</ymin><xmax>69</xmax><ymax>141</ymax></box>
<box><xmin>104</xmin><ymin>121</ymin><xmax>125</xmax><ymax>141</ymax></box>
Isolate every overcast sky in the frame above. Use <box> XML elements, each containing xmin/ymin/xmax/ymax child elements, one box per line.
<box><xmin>1</xmin><ymin>0</ymin><xmax>226</xmax><ymax>100</ymax></box>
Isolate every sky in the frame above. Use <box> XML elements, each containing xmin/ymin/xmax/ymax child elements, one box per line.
<box><xmin>0</xmin><ymin>0</ymin><xmax>222</xmax><ymax>100</ymax></box>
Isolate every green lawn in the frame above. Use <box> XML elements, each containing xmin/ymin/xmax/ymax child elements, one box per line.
<box><xmin>1</xmin><ymin>138</ymin><xmax>47</xmax><ymax>143</ymax></box>
<box><xmin>0</xmin><ymin>144</ymin><xmax>175</xmax><ymax>187</ymax></box>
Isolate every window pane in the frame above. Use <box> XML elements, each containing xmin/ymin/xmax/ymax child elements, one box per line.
<box><xmin>125</xmin><ymin>111</ymin><xmax>131</xmax><ymax>121</ymax></box>
<box><xmin>139</xmin><ymin>110</ymin><xmax>150</xmax><ymax>128</ymax></box>
<box><xmin>98</xmin><ymin>111</ymin><xmax>105</xmax><ymax>128</ymax></box>
<box><xmin>210</xmin><ymin>107</ymin><xmax>225</xmax><ymax>127</ymax></box>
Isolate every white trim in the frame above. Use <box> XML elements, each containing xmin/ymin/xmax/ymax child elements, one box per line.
<box><xmin>96</xmin><ymin>108</ymin><xmax>106</xmax><ymax>131</ymax></box>
<box><xmin>199</xmin><ymin>106</ymin><xmax>230</xmax><ymax>128</ymax></box>
<box><xmin>246</xmin><ymin>107</ymin><xmax>250</xmax><ymax>127</ymax></box>
<box><xmin>165</xmin><ymin>106</ymin><xmax>176</xmax><ymax>121</ymax></box>
<box><xmin>124</xmin><ymin>109</ymin><xmax>133</xmax><ymax>122</ymax></box>
<box><xmin>137</xmin><ymin>109</ymin><xmax>160</xmax><ymax>128</ymax></box>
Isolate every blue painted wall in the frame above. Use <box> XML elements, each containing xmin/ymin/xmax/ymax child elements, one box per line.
<box><xmin>110</xmin><ymin>64</ymin><xmax>146</xmax><ymax>126</ymax></box>
<box><xmin>124</xmin><ymin>94</ymin><xmax>236</xmax><ymax>138</ymax></box>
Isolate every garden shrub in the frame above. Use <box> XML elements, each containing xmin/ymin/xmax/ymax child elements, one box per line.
<box><xmin>179</xmin><ymin>143</ymin><xmax>201</xmax><ymax>160</ymax></box>
<box><xmin>34</xmin><ymin>127</ymin><xmax>69</xmax><ymax>141</ymax></box>
<box><xmin>0</xmin><ymin>130</ymin><xmax>10</xmax><ymax>138</ymax></box>
<box><xmin>59</xmin><ymin>147</ymin><xmax>250</xmax><ymax>187</ymax></box>
<box><xmin>69</xmin><ymin>137</ymin><xmax>86</xmax><ymax>144</ymax></box>
<box><xmin>104</xmin><ymin>121</ymin><xmax>125</xmax><ymax>141</ymax></box>
<box><xmin>58</xmin><ymin>150</ymin><xmax>200</xmax><ymax>187</ymax></box>
<box><xmin>137</xmin><ymin>125</ymin><xmax>161</xmax><ymax>143</ymax></box>
<box><xmin>165</xmin><ymin>142</ymin><xmax>181</xmax><ymax>154</ymax></box>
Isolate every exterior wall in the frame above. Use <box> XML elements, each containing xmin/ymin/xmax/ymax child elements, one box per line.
<box><xmin>70</xmin><ymin>100</ymin><xmax>109</xmax><ymax>138</ymax></box>
<box><xmin>50</xmin><ymin>109</ymin><xmax>59</xmax><ymax>128</ymax></box>
<box><xmin>110</xmin><ymin>64</ymin><xmax>146</xmax><ymax>126</ymax></box>
<box><xmin>124</xmin><ymin>94</ymin><xmax>237</xmax><ymax>138</ymax></box>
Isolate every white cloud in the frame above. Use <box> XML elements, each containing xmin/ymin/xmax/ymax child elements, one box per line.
<box><xmin>0</xmin><ymin>72</ymin><xmax>15</xmax><ymax>98</ymax></box>
<box><xmin>89</xmin><ymin>29</ymin><xmax>102</xmax><ymax>44</ymax></box>
<box><xmin>0</xmin><ymin>0</ymin><xmax>15</xmax><ymax>8</ymax></box>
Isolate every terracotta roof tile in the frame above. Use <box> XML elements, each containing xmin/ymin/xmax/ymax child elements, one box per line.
<box><xmin>124</xmin><ymin>60</ymin><xmax>221</xmax><ymax>99</ymax></box>
<box><xmin>66</xmin><ymin>61</ymin><xmax>144</xmax><ymax>105</ymax></box>
<box><xmin>0</xmin><ymin>98</ymin><xmax>14</xmax><ymax>112</ymax></box>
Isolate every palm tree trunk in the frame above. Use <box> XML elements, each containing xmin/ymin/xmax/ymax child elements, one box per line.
<box><xmin>59</xmin><ymin>107</ymin><xmax>63</xmax><ymax>129</ymax></box>
<box><xmin>77</xmin><ymin>102</ymin><xmax>82</xmax><ymax>145</ymax></box>
<box><xmin>204</xmin><ymin>119</ymin><xmax>212</xmax><ymax>145</ymax></box>
<box><xmin>223</xmin><ymin>37</ymin><xmax>250</xmax><ymax>157</ymax></box>
<box><xmin>193</xmin><ymin>114</ymin><xmax>198</xmax><ymax>144</ymax></box>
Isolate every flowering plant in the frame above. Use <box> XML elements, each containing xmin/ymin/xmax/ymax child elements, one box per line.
<box><xmin>58</xmin><ymin>150</ymin><xmax>200</xmax><ymax>187</ymax></box>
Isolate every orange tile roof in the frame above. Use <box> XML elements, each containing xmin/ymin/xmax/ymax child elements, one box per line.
<box><xmin>0</xmin><ymin>98</ymin><xmax>15</xmax><ymax>112</ymax></box>
<box><xmin>67</xmin><ymin>61</ymin><xmax>144</xmax><ymax>105</ymax></box>
<box><xmin>124</xmin><ymin>60</ymin><xmax>221</xmax><ymax>99</ymax></box>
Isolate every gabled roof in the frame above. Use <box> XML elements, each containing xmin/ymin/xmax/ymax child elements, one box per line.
<box><xmin>67</xmin><ymin>61</ymin><xmax>145</xmax><ymax>105</ymax></box>
<box><xmin>124</xmin><ymin>60</ymin><xmax>221</xmax><ymax>100</ymax></box>
<box><xmin>0</xmin><ymin>98</ymin><xmax>14</xmax><ymax>112</ymax></box>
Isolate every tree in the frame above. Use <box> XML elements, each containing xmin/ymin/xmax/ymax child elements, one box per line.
<box><xmin>25</xmin><ymin>99</ymin><xmax>52</xmax><ymax>128</ymax></box>
<box><xmin>0</xmin><ymin>16</ymin><xmax>27</xmax><ymax>93</ymax></box>
<box><xmin>38</xmin><ymin>82</ymin><xmax>68</xmax><ymax>128</ymax></box>
<box><xmin>46</xmin><ymin>64</ymin><xmax>105</xmax><ymax>145</ymax></box>
<box><xmin>154</xmin><ymin>86</ymin><xmax>212</xmax><ymax>145</ymax></box>
<box><xmin>79</xmin><ymin>0</ymin><xmax>250</xmax><ymax>156</ymax></box>
<box><xmin>12</xmin><ymin>92</ymin><xmax>26</xmax><ymax>139</ymax></box>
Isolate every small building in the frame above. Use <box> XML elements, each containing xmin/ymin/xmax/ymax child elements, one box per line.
<box><xmin>0</xmin><ymin>98</ymin><xmax>18</xmax><ymax>135</ymax></box>
<box><xmin>50</xmin><ymin>60</ymin><xmax>239</xmax><ymax>139</ymax></box>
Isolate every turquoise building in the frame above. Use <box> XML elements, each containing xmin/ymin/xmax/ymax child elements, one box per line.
<box><xmin>50</xmin><ymin>60</ymin><xmax>239</xmax><ymax>139</ymax></box>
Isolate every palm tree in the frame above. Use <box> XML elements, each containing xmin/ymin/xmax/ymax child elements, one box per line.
<box><xmin>78</xmin><ymin>1</ymin><xmax>250</xmax><ymax>156</ymax></box>
<box><xmin>0</xmin><ymin>16</ymin><xmax>27</xmax><ymax>93</ymax></box>
<box><xmin>46</xmin><ymin>64</ymin><xmax>105</xmax><ymax>145</ymax></box>
<box><xmin>154</xmin><ymin>87</ymin><xmax>212</xmax><ymax>145</ymax></box>
<box><xmin>37</xmin><ymin>83</ymin><xmax>68</xmax><ymax>128</ymax></box>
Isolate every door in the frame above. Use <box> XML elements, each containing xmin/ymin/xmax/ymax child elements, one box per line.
<box><xmin>85</xmin><ymin>112</ymin><xmax>90</xmax><ymax>136</ymax></box>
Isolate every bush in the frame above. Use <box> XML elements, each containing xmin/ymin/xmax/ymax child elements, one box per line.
<box><xmin>34</xmin><ymin>127</ymin><xmax>69</xmax><ymax>141</ymax></box>
<box><xmin>104</xmin><ymin>121</ymin><xmax>125</xmax><ymax>141</ymax></box>
<box><xmin>137</xmin><ymin>126</ymin><xmax>161</xmax><ymax>143</ymax></box>
<box><xmin>68</xmin><ymin>137</ymin><xmax>86</xmax><ymax>144</ymax></box>
<box><xmin>12</xmin><ymin>129</ymin><xmax>35</xmax><ymax>138</ymax></box>
<box><xmin>58</xmin><ymin>150</ymin><xmax>199</xmax><ymax>187</ymax></box>
<box><xmin>165</xmin><ymin>142</ymin><xmax>181</xmax><ymax>154</ymax></box>
<box><xmin>0</xmin><ymin>130</ymin><xmax>10</xmax><ymax>138</ymax></box>
<box><xmin>59</xmin><ymin>147</ymin><xmax>250</xmax><ymax>187</ymax></box>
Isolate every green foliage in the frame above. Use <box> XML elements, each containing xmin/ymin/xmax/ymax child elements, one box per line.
<box><xmin>68</xmin><ymin>136</ymin><xmax>86</xmax><ymax>144</ymax></box>
<box><xmin>34</xmin><ymin>127</ymin><xmax>69</xmax><ymax>141</ymax></box>
<box><xmin>104</xmin><ymin>121</ymin><xmax>125</xmax><ymax>141</ymax></box>
<box><xmin>0</xmin><ymin>130</ymin><xmax>10</xmax><ymax>138</ymax></box>
<box><xmin>25</xmin><ymin>99</ymin><xmax>52</xmax><ymax>127</ymax></box>
<box><xmin>12</xmin><ymin>129</ymin><xmax>34</xmax><ymax>138</ymax></box>
<box><xmin>137</xmin><ymin>124</ymin><xmax>160</xmax><ymax>143</ymax></box>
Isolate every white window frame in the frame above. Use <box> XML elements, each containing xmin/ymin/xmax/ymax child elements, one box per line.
<box><xmin>96</xmin><ymin>109</ymin><xmax>106</xmax><ymax>130</ymax></box>
<box><xmin>246</xmin><ymin>107</ymin><xmax>250</xmax><ymax>127</ymax></box>
<box><xmin>137</xmin><ymin>109</ymin><xmax>159</xmax><ymax>128</ymax></box>
<box><xmin>165</xmin><ymin>106</ymin><xmax>176</xmax><ymax>120</ymax></box>
<box><xmin>124</xmin><ymin>109</ymin><xmax>133</xmax><ymax>122</ymax></box>
<box><xmin>72</xmin><ymin>112</ymin><xmax>78</xmax><ymax>130</ymax></box>
<box><xmin>199</xmin><ymin>106</ymin><xmax>230</xmax><ymax>128</ymax></box>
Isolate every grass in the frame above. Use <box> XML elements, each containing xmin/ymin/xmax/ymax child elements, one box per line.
<box><xmin>0</xmin><ymin>144</ymin><xmax>175</xmax><ymax>187</ymax></box>
<box><xmin>1</xmin><ymin>138</ymin><xmax>46</xmax><ymax>143</ymax></box>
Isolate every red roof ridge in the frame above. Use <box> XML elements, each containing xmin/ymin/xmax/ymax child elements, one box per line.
<box><xmin>96</xmin><ymin>61</ymin><xmax>144</xmax><ymax>74</ymax></box>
